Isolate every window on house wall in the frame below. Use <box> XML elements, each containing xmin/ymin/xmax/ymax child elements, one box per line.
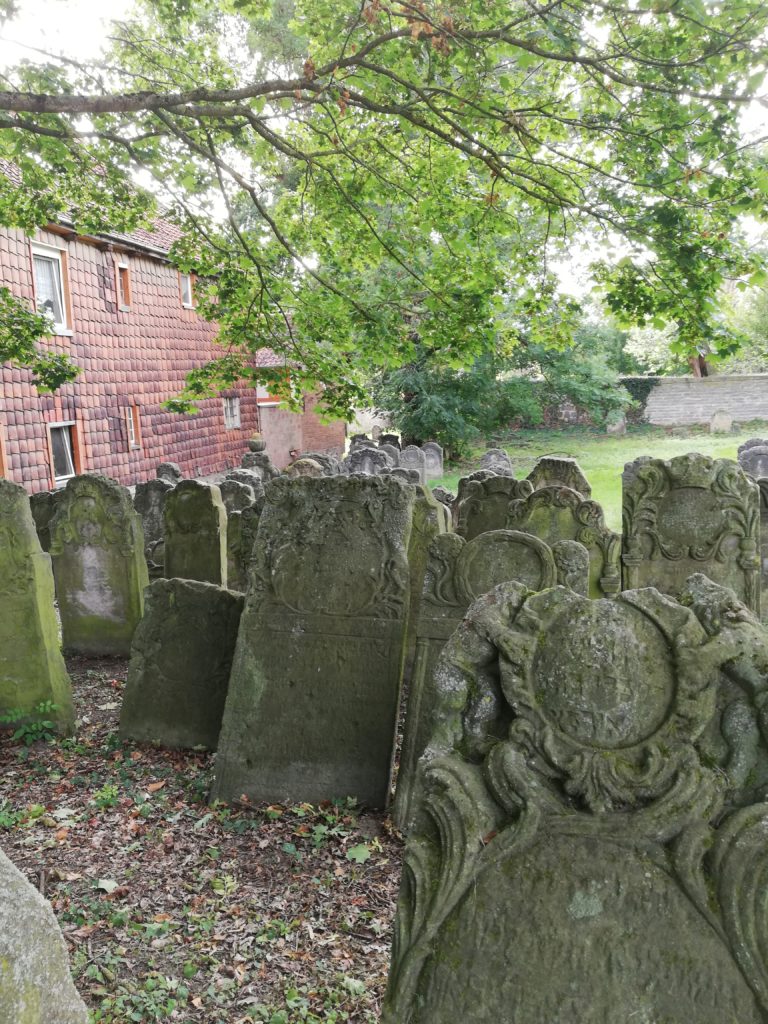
<box><xmin>126</xmin><ymin>405</ymin><xmax>142</xmax><ymax>449</ymax></box>
<box><xmin>32</xmin><ymin>243</ymin><xmax>69</xmax><ymax>334</ymax></box>
<box><xmin>49</xmin><ymin>422</ymin><xmax>78</xmax><ymax>486</ymax></box>
<box><xmin>180</xmin><ymin>272</ymin><xmax>194</xmax><ymax>307</ymax></box>
<box><xmin>223</xmin><ymin>397</ymin><xmax>241</xmax><ymax>429</ymax></box>
<box><xmin>117</xmin><ymin>262</ymin><xmax>131</xmax><ymax>310</ymax></box>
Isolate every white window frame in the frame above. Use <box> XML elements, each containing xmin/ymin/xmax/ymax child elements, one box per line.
<box><xmin>49</xmin><ymin>421</ymin><xmax>77</xmax><ymax>486</ymax></box>
<box><xmin>32</xmin><ymin>242</ymin><xmax>70</xmax><ymax>336</ymax></box>
<box><xmin>126</xmin><ymin>405</ymin><xmax>141</xmax><ymax>449</ymax></box>
<box><xmin>117</xmin><ymin>261</ymin><xmax>131</xmax><ymax>311</ymax></box>
<box><xmin>180</xmin><ymin>272</ymin><xmax>194</xmax><ymax>308</ymax></box>
<box><xmin>222</xmin><ymin>396</ymin><xmax>241</xmax><ymax>430</ymax></box>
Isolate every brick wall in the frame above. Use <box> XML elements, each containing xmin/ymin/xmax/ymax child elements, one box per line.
<box><xmin>626</xmin><ymin>374</ymin><xmax>768</xmax><ymax>426</ymax></box>
<box><xmin>0</xmin><ymin>226</ymin><xmax>344</xmax><ymax>491</ymax></box>
<box><xmin>259</xmin><ymin>395</ymin><xmax>345</xmax><ymax>469</ymax></box>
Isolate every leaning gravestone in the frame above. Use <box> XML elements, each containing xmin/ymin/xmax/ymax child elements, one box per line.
<box><xmin>421</xmin><ymin>442</ymin><xmax>444</xmax><ymax>480</ymax></box>
<box><xmin>384</xmin><ymin>575</ymin><xmax>768</xmax><ymax>1023</ymax></box>
<box><xmin>479</xmin><ymin>447</ymin><xmax>513</xmax><ymax>476</ymax></box>
<box><xmin>0</xmin><ymin>480</ymin><xmax>75</xmax><ymax>733</ymax></box>
<box><xmin>212</xmin><ymin>475</ymin><xmax>418</xmax><ymax>809</ymax></box>
<box><xmin>120</xmin><ymin>579</ymin><xmax>244</xmax><ymax>751</ymax></box>
<box><xmin>526</xmin><ymin>455</ymin><xmax>592</xmax><ymax>498</ymax></box>
<box><xmin>0</xmin><ymin>846</ymin><xmax>88</xmax><ymax>1023</ymax></box>
<box><xmin>507</xmin><ymin>484</ymin><xmax>621</xmax><ymax>598</ymax></box>
<box><xmin>133</xmin><ymin>477</ymin><xmax>173</xmax><ymax>577</ymax></box>
<box><xmin>622</xmin><ymin>454</ymin><xmax>760</xmax><ymax>613</ymax></box>
<box><xmin>453</xmin><ymin>474</ymin><xmax>534</xmax><ymax>540</ymax></box>
<box><xmin>394</xmin><ymin>530</ymin><xmax>589</xmax><ymax>829</ymax></box>
<box><xmin>400</xmin><ymin>445</ymin><xmax>428</xmax><ymax>484</ymax></box>
<box><xmin>164</xmin><ymin>480</ymin><xmax>228</xmax><ymax>588</ymax></box>
<box><xmin>738</xmin><ymin>444</ymin><xmax>768</xmax><ymax>482</ymax></box>
<box><xmin>50</xmin><ymin>475</ymin><xmax>149</xmax><ymax>656</ymax></box>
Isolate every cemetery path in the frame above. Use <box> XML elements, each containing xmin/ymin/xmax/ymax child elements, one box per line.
<box><xmin>0</xmin><ymin>657</ymin><xmax>402</xmax><ymax>1022</ymax></box>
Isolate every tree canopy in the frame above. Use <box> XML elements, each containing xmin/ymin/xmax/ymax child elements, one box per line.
<box><xmin>1</xmin><ymin>0</ymin><xmax>768</xmax><ymax>412</ymax></box>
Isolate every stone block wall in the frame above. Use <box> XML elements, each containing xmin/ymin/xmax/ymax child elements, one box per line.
<box><xmin>625</xmin><ymin>374</ymin><xmax>768</xmax><ymax>426</ymax></box>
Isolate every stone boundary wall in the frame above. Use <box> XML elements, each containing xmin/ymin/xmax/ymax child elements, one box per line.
<box><xmin>624</xmin><ymin>374</ymin><xmax>768</xmax><ymax>426</ymax></box>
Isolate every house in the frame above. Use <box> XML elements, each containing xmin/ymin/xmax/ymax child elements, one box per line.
<box><xmin>0</xmin><ymin>219</ymin><xmax>345</xmax><ymax>493</ymax></box>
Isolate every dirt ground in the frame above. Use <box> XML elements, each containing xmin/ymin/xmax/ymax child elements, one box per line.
<box><xmin>0</xmin><ymin>656</ymin><xmax>403</xmax><ymax>1022</ymax></box>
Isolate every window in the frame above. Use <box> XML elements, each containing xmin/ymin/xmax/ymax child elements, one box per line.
<box><xmin>49</xmin><ymin>423</ymin><xmax>78</xmax><ymax>486</ymax></box>
<box><xmin>222</xmin><ymin>397</ymin><xmax>241</xmax><ymax>429</ymax></box>
<box><xmin>117</xmin><ymin>262</ymin><xmax>131</xmax><ymax>310</ymax></box>
<box><xmin>126</xmin><ymin>405</ymin><xmax>142</xmax><ymax>449</ymax></box>
<box><xmin>256</xmin><ymin>384</ymin><xmax>282</xmax><ymax>407</ymax></box>
<box><xmin>180</xmin><ymin>272</ymin><xmax>194</xmax><ymax>308</ymax></box>
<box><xmin>32</xmin><ymin>243</ymin><xmax>69</xmax><ymax>334</ymax></box>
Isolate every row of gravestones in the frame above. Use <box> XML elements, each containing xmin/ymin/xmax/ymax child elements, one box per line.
<box><xmin>341</xmin><ymin>434</ymin><xmax>444</xmax><ymax>483</ymax></box>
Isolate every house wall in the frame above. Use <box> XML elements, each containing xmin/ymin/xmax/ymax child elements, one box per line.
<box><xmin>0</xmin><ymin>226</ymin><xmax>345</xmax><ymax>491</ymax></box>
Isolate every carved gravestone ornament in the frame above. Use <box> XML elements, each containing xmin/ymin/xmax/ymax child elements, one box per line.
<box><xmin>212</xmin><ymin>475</ymin><xmax>418</xmax><ymax>809</ymax></box>
<box><xmin>384</xmin><ymin>575</ymin><xmax>768</xmax><ymax>1023</ymax></box>
<box><xmin>164</xmin><ymin>480</ymin><xmax>228</xmax><ymax>587</ymax></box>
<box><xmin>622</xmin><ymin>454</ymin><xmax>760</xmax><ymax>614</ymax></box>
<box><xmin>453</xmin><ymin>475</ymin><xmax>533</xmax><ymax>540</ymax></box>
<box><xmin>507</xmin><ymin>484</ymin><xmax>621</xmax><ymax>598</ymax></box>
<box><xmin>526</xmin><ymin>456</ymin><xmax>592</xmax><ymax>498</ymax></box>
<box><xmin>49</xmin><ymin>474</ymin><xmax>149</xmax><ymax>656</ymax></box>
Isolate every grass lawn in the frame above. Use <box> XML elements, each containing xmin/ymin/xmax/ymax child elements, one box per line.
<box><xmin>432</xmin><ymin>422</ymin><xmax>768</xmax><ymax>532</ymax></box>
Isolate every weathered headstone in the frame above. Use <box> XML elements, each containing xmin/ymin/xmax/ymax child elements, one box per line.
<box><xmin>212</xmin><ymin>475</ymin><xmax>418</xmax><ymax>808</ymax></box>
<box><xmin>431</xmin><ymin>486</ymin><xmax>455</xmax><ymax>511</ymax></box>
<box><xmin>453</xmin><ymin>475</ymin><xmax>534</xmax><ymax>541</ymax></box>
<box><xmin>133</xmin><ymin>477</ymin><xmax>173</xmax><ymax>577</ymax></box>
<box><xmin>710</xmin><ymin>408</ymin><xmax>734</xmax><ymax>433</ymax></box>
<box><xmin>164</xmin><ymin>480</ymin><xmax>228</xmax><ymax>587</ymax></box>
<box><xmin>218</xmin><ymin>478</ymin><xmax>257</xmax><ymax>513</ymax></box>
<box><xmin>29</xmin><ymin>489</ymin><xmax>61</xmax><ymax>552</ymax></box>
<box><xmin>479</xmin><ymin>447</ymin><xmax>513</xmax><ymax>476</ymax></box>
<box><xmin>526</xmin><ymin>456</ymin><xmax>592</xmax><ymax>498</ymax></box>
<box><xmin>298</xmin><ymin>451</ymin><xmax>341</xmax><ymax>475</ymax></box>
<box><xmin>0</xmin><ymin>480</ymin><xmax>75</xmax><ymax>733</ymax></box>
<box><xmin>622</xmin><ymin>454</ymin><xmax>760</xmax><ymax>613</ymax></box>
<box><xmin>157</xmin><ymin>461</ymin><xmax>182</xmax><ymax>485</ymax></box>
<box><xmin>421</xmin><ymin>442</ymin><xmax>444</xmax><ymax>480</ymax></box>
<box><xmin>226</xmin><ymin>505</ymin><xmax>261</xmax><ymax>593</ymax></box>
<box><xmin>0</xmin><ymin>846</ymin><xmax>88</xmax><ymax>1023</ymax></box>
<box><xmin>380</xmin><ymin>433</ymin><xmax>401</xmax><ymax>449</ymax></box>
<box><xmin>49</xmin><ymin>474</ymin><xmax>149</xmax><ymax>656</ymax></box>
<box><xmin>345</xmin><ymin>446</ymin><xmax>391</xmax><ymax>476</ymax></box>
<box><xmin>384</xmin><ymin>576</ymin><xmax>768</xmax><ymax>1023</ymax></box>
<box><xmin>394</xmin><ymin>529</ymin><xmax>590</xmax><ymax>828</ymax></box>
<box><xmin>241</xmin><ymin>450</ymin><xmax>279</xmax><ymax>480</ymax></box>
<box><xmin>389</xmin><ymin>467</ymin><xmax>421</xmax><ymax>483</ymax></box>
<box><xmin>606</xmin><ymin>412</ymin><xmax>627</xmax><ymax>435</ymax></box>
<box><xmin>738</xmin><ymin>444</ymin><xmax>768</xmax><ymax>482</ymax></box>
<box><xmin>738</xmin><ymin>437</ymin><xmax>768</xmax><ymax>458</ymax></box>
<box><xmin>507</xmin><ymin>484</ymin><xmax>621</xmax><ymax>598</ymax></box>
<box><xmin>379</xmin><ymin>444</ymin><xmax>400</xmax><ymax>467</ymax></box>
<box><xmin>120</xmin><ymin>579</ymin><xmax>244</xmax><ymax>750</ymax></box>
<box><xmin>285</xmin><ymin>457</ymin><xmax>326</xmax><ymax>478</ymax></box>
<box><xmin>226</xmin><ymin>467</ymin><xmax>264</xmax><ymax>489</ymax></box>
<box><xmin>400</xmin><ymin>445</ymin><xmax>428</xmax><ymax>484</ymax></box>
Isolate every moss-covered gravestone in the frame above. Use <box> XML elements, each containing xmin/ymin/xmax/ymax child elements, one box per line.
<box><xmin>384</xmin><ymin>575</ymin><xmax>768</xmax><ymax>1023</ymax></box>
<box><xmin>120</xmin><ymin>579</ymin><xmax>244</xmax><ymax>750</ymax></box>
<box><xmin>49</xmin><ymin>475</ymin><xmax>149</xmax><ymax>657</ymax></box>
<box><xmin>507</xmin><ymin>484</ymin><xmax>621</xmax><ymax>598</ymax></box>
<box><xmin>0</xmin><ymin>480</ymin><xmax>75</xmax><ymax>733</ymax></box>
<box><xmin>163</xmin><ymin>480</ymin><xmax>228</xmax><ymax>587</ymax></box>
<box><xmin>622</xmin><ymin>454</ymin><xmax>760</xmax><ymax>613</ymax></box>
<box><xmin>453</xmin><ymin>474</ymin><xmax>533</xmax><ymax>540</ymax></box>
<box><xmin>226</xmin><ymin>505</ymin><xmax>261</xmax><ymax>593</ymax></box>
<box><xmin>394</xmin><ymin>530</ymin><xmax>589</xmax><ymax>829</ymax></box>
<box><xmin>0</xmin><ymin>846</ymin><xmax>88</xmax><ymax>1023</ymax></box>
<box><xmin>526</xmin><ymin>455</ymin><xmax>592</xmax><ymax>497</ymax></box>
<box><xmin>212</xmin><ymin>475</ymin><xmax>417</xmax><ymax>809</ymax></box>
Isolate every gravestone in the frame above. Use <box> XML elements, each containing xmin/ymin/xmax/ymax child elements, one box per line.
<box><xmin>379</xmin><ymin>444</ymin><xmax>400</xmax><ymax>467</ymax></box>
<box><xmin>421</xmin><ymin>442</ymin><xmax>444</xmax><ymax>480</ymax></box>
<box><xmin>0</xmin><ymin>846</ymin><xmax>88</xmax><ymax>1023</ymax></box>
<box><xmin>164</xmin><ymin>480</ymin><xmax>228</xmax><ymax>587</ymax></box>
<box><xmin>285</xmin><ymin>457</ymin><xmax>325</xmax><ymax>478</ymax></box>
<box><xmin>710</xmin><ymin>409</ymin><xmax>733</xmax><ymax>433</ymax></box>
<box><xmin>479</xmin><ymin>447</ymin><xmax>513</xmax><ymax>476</ymax></box>
<box><xmin>389</xmin><ymin>468</ymin><xmax>421</xmax><ymax>483</ymax></box>
<box><xmin>157</xmin><ymin>462</ymin><xmax>182</xmax><ymax>485</ymax></box>
<box><xmin>380</xmin><ymin>433</ymin><xmax>401</xmax><ymax>449</ymax></box>
<box><xmin>120</xmin><ymin>579</ymin><xmax>244</xmax><ymax>750</ymax></box>
<box><xmin>133</xmin><ymin>477</ymin><xmax>173</xmax><ymax>577</ymax></box>
<box><xmin>298</xmin><ymin>451</ymin><xmax>341</xmax><ymax>475</ymax></box>
<box><xmin>453</xmin><ymin>475</ymin><xmax>534</xmax><ymax>541</ymax></box>
<box><xmin>507</xmin><ymin>484</ymin><xmax>621</xmax><ymax>598</ymax></box>
<box><xmin>738</xmin><ymin>444</ymin><xmax>768</xmax><ymax>482</ymax></box>
<box><xmin>226</xmin><ymin>467</ymin><xmax>264</xmax><ymax>489</ymax></box>
<box><xmin>738</xmin><ymin>437</ymin><xmax>768</xmax><ymax>458</ymax></box>
<box><xmin>757</xmin><ymin>480</ymin><xmax>768</xmax><ymax>619</ymax></box>
<box><xmin>226</xmin><ymin>505</ymin><xmax>261</xmax><ymax>593</ymax></box>
<box><xmin>242</xmin><ymin>450</ymin><xmax>279</xmax><ymax>480</ymax></box>
<box><xmin>526</xmin><ymin>456</ymin><xmax>592</xmax><ymax>498</ymax></box>
<box><xmin>218</xmin><ymin>478</ymin><xmax>256</xmax><ymax>513</ymax></box>
<box><xmin>0</xmin><ymin>480</ymin><xmax>75</xmax><ymax>733</ymax></box>
<box><xmin>345</xmin><ymin>446</ymin><xmax>390</xmax><ymax>476</ymax></box>
<box><xmin>384</xmin><ymin>575</ymin><xmax>768</xmax><ymax>1023</ymax></box>
<box><xmin>622</xmin><ymin>454</ymin><xmax>760</xmax><ymax>613</ymax></box>
<box><xmin>212</xmin><ymin>475</ymin><xmax>418</xmax><ymax>809</ymax></box>
<box><xmin>393</xmin><ymin>530</ymin><xmax>589</xmax><ymax>829</ymax></box>
<box><xmin>431</xmin><ymin>487</ymin><xmax>455</xmax><ymax>511</ymax></box>
<box><xmin>29</xmin><ymin>489</ymin><xmax>61</xmax><ymax>552</ymax></box>
<box><xmin>606</xmin><ymin>413</ymin><xmax>627</xmax><ymax>436</ymax></box>
<box><xmin>49</xmin><ymin>475</ymin><xmax>149</xmax><ymax>656</ymax></box>
<box><xmin>400</xmin><ymin>445</ymin><xmax>428</xmax><ymax>484</ymax></box>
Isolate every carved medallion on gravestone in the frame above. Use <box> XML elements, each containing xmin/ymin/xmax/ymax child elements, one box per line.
<box><xmin>227</xmin><ymin>505</ymin><xmax>261</xmax><ymax>592</ymax></box>
<box><xmin>29</xmin><ymin>489</ymin><xmax>62</xmax><ymax>553</ymax></box>
<box><xmin>0</xmin><ymin>481</ymin><xmax>75</xmax><ymax>733</ymax></box>
<box><xmin>421</xmin><ymin>442</ymin><xmax>444</xmax><ymax>480</ymax></box>
<box><xmin>218</xmin><ymin>478</ymin><xmax>256</xmax><ymax>513</ymax></box>
<box><xmin>134</xmin><ymin>478</ymin><xmax>173</xmax><ymax>576</ymax></box>
<box><xmin>399</xmin><ymin>445</ymin><xmax>428</xmax><ymax>484</ymax></box>
<box><xmin>738</xmin><ymin>437</ymin><xmax>768</xmax><ymax>458</ymax></box>
<box><xmin>49</xmin><ymin>475</ymin><xmax>149</xmax><ymax>657</ymax></box>
<box><xmin>507</xmin><ymin>484</ymin><xmax>621</xmax><ymax>598</ymax></box>
<box><xmin>738</xmin><ymin>444</ymin><xmax>768</xmax><ymax>482</ymax></box>
<box><xmin>479</xmin><ymin>447</ymin><xmax>513</xmax><ymax>476</ymax></box>
<box><xmin>384</xmin><ymin>576</ymin><xmax>768</xmax><ymax>1023</ymax></box>
<box><xmin>393</xmin><ymin>531</ymin><xmax>588</xmax><ymax>829</ymax></box>
<box><xmin>120</xmin><ymin>579</ymin><xmax>244</xmax><ymax>751</ymax></box>
<box><xmin>526</xmin><ymin>455</ymin><xmax>592</xmax><ymax>498</ymax></box>
<box><xmin>156</xmin><ymin>462</ymin><xmax>182</xmax><ymax>485</ymax></box>
<box><xmin>285</xmin><ymin>457</ymin><xmax>326</xmax><ymax>479</ymax></box>
<box><xmin>622</xmin><ymin>454</ymin><xmax>760</xmax><ymax>613</ymax></box>
<box><xmin>212</xmin><ymin>475</ymin><xmax>417</xmax><ymax>809</ymax></box>
<box><xmin>454</xmin><ymin>475</ymin><xmax>534</xmax><ymax>541</ymax></box>
<box><xmin>164</xmin><ymin>480</ymin><xmax>228</xmax><ymax>587</ymax></box>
